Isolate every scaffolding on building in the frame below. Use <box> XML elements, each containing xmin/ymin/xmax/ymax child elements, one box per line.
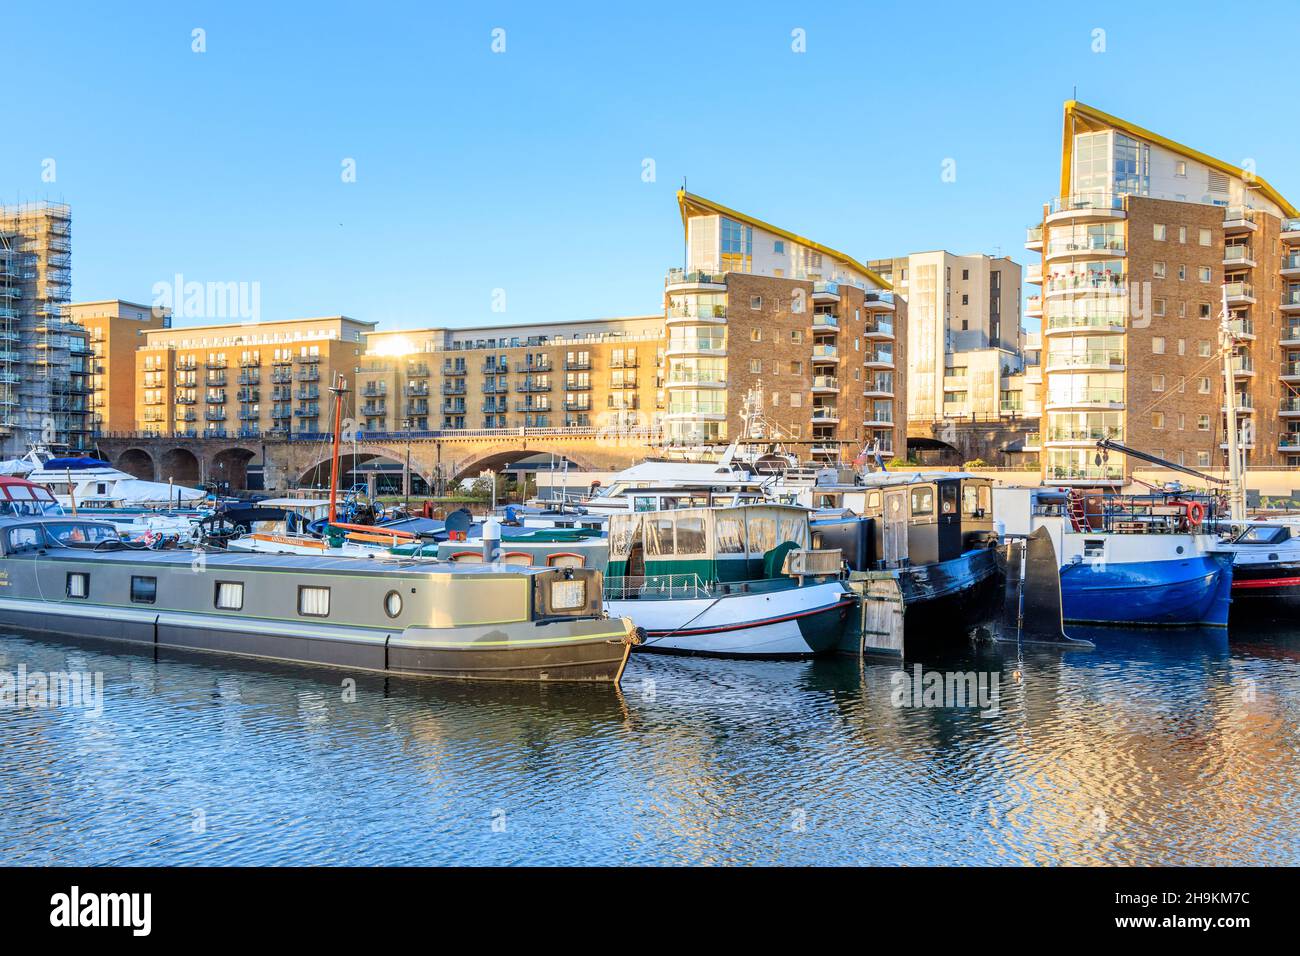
<box><xmin>0</xmin><ymin>202</ymin><xmax>87</xmax><ymax>456</ymax></box>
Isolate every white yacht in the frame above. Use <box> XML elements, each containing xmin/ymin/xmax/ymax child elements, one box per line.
<box><xmin>7</xmin><ymin>449</ymin><xmax>207</xmax><ymax>509</ymax></box>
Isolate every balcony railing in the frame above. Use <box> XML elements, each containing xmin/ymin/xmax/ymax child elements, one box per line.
<box><xmin>1045</xmin><ymin>349</ymin><xmax>1126</xmax><ymax>370</ymax></box>
<box><xmin>1048</xmin><ymin>192</ymin><xmax>1124</xmax><ymax>214</ymax></box>
<box><xmin>1045</xmin><ymin>312</ymin><xmax>1126</xmax><ymax>332</ymax></box>
<box><xmin>1223</xmin><ymin>281</ymin><xmax>1254</xmax><ymax>299</ymax></box>
<box><xmin>1047</xmin><ymin>387</ymin><xmax>1125</xmax><ymax>406</ymax></box>
<box><xmin>1045</xmin><ymin>236</ymin><xmax>1126</xmax><ymax>256</ymax></box>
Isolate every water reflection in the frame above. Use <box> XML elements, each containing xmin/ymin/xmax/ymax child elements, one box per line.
<box><xmin>0</xmin><ymin>622</ymin><xmax>1296</xmax><ymax>865</ymax></box>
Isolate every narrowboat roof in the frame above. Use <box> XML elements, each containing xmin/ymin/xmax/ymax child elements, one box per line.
<box><xmin>0</xmin><ymin>517</ymin><xmax>554</xmax><ymax>578</ymax></box>
<box><xmin>816</xmin><ymin>471</ymin><xmax>982</xmax><ymax>490</ymax></box>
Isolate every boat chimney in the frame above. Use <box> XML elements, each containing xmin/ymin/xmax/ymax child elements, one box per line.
<box><xmin>482</xmin><ymin>517</ymin><xmax>502</xmax><ymax>564</ymax></box>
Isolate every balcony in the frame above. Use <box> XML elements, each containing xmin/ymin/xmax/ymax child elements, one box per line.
<box><xmin>666</xmin><ymin>304</ymin><xmax>727</xmax><ymax>326</ymax></box>
<box><xmin>441</xmin><ymin>382</ymin><xmax>466</xmax><ymax>395</ymax></box>
<box><xmin>811</xmin><ymin>376</ymin><xmax>840</xmax><ymax>394</ymax></box>
<box><xmin>1025</xmin><ymin>296</ymin><xmax>1043</xmax><ymax>318</ymax></box>
<box><xmin>1045</xmin><ymin>464</ymin><xmax>1125</xmax><ymax>484</ymax></box>
<box><xmin>564</xmin><ymin>359</ymin><xmax>592</xmax><ymax>371</ymax></box>
<box><xmin>810</xmin><ymin>407</ymin><xmax>840</xmax><ymax>424</ymax></box>
<box><xmin>1229</xmin><ymin>317</ymin><xmax>1255</xmax><ymax>340</ymax></box>
<box><xmin>665</xmin><ymin>268</ymin><xmax>727</xmax><ymax>290</ymax></box>
<box><xmin>1044</xmin><ymin>274</ymin><xmax>1126</xmax><ymax>298</ymax></box>
<box><xmin>864</xmin><ymin>292</ymin><xmax>895</xmax><ymax>312</ymax></box>
<box><xmin>514</xmin><ymin>360</ymin><xmax>552</xmax><ymax>373</ymax></box>
<box><xmin>1223</xmin><ymin>245</ymin><xmax>1256</xmax><ymax>269</ymax></box>
<box><xmin>1231</xmin><ymin>355</ymin><xmax>1255</xmax><ymax>377</ymax></box>
<box><xmin>865</xmin><ymin>317</ymin><xmax>894</xmax><ymax>340</ymax></box>
<box><xmin>1044</xmin><ymin>311</ymin><xmax>1125</xmax><ymax>335</ymax></box>
<box><xmin>1025</xmin><ymin>263</ymin><xmax>1043</xmax><ymax>284</ymax></box>
<box><xmin>863</xmin><ymin>409</ymin><xmax>894</xmax><ymax>427</ymax></box>
<box><xmin>812</xmin><ymin>313</ymin><xmax>839</xmax><ymax>330</ymax></box>
<box><xmin>1222</xmin><ymin>206</ymin><xmax>1257</xmax><ymax>234</ymax></box>
<box><xmin>515</xmin><ymin>400</ymin><xmax>551</xmax><ymax>412</ymax></box>
<box><xmin>516</xmin><ymin>379</ymin><xmax>551</xmax><ymax>393</ymax></box>
<box><xmin>810</xmin><ymin>345</ymin><xmax>838</xmax><ymax>363</ymax></box>
<box><xmin>1223</xmin><ymin>281</ymin><xmax>1255</xmax><ymax>305</ymax></box>
<box><xmin>865</xmin><ymin>349</ymin><xmax>894</xmax><ymax>370</ymax></box>
<box><xmin>1044</xmin><ymin>235</ymin><xmax>1126</xmax><ymax>262</ymax></box>
<box><xmin>1283</xmin><ymin>218</ymin><xmax>1300</xmax><ymax>242</ymax></box>
<box><xmin>1044</xmin><ymin>348</ymin><xmax>1126</xmax><ymax>373</ymax></box>
<box><xmin>1023</xmin><ymin>432</ymin><xmax>1041</xmax><ymax>451</ymax></box>
<box><xmin>1283</xmin><ymin>288</ymin><xmax>1300</xmax><ymax>312</ymax></box>
<box><xmin>1282</xmin><ymin>362</ymin><xmax>1300</xmax><ymax>382</ymax></box>
<box><xmin>1025</xmin><ymin>225</ymin><xmax>1043</xmax><ymax>251</ymax></box>
<box><xmin>665</xmin><ymin>339</ymin><xmax>726</xmax><ymax>359</ymax></box>
<box><xmin>1282</xmin><ymin>254</ymin><xmax>1300</xmax><ymax>278</ymax></box>
<box><xmin>812</xmin><ymin>282</ymin><xmax>841</xmax><ymax>302</ymax></box>
<box><xmin>1222</xmin><ymin>394</ymin><xmax>1254</xmax><ymax>414</ymax></box>
<box><xmin>862</xmin><ymin>379</ymin><xmax>893</xmax><ymax>399</ymax></box>
<box><xmin>1046</xmin><ymin>192</ymin><xmax>1126</xmax><ymax>224</ymax></box>
<box><xmin>1044</xmin><ymin>387</ymin><xmax>1125</xmax><ymax>410</ymax></box>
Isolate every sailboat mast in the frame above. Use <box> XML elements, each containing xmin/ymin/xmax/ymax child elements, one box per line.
<box><xmin>328</xmin><ymin>374</ymin><xmax>348</xmax><ymax>525</ymax></box>
<box><xmin>1220</xmin><ymin>285</ymin><xmax>1246</xmax><ymax>524</ymax></box>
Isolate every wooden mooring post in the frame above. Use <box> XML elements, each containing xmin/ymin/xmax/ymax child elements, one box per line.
<box><xmin>841</xmin><ymin>571</ymin><xmax>905</xmax><ymax>659</ymax></box>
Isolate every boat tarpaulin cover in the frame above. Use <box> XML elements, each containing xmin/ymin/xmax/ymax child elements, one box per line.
<box><xmin>44</xmin><ymin>457</ymin><xmax>112</xmax><ymax>470</ymax></box>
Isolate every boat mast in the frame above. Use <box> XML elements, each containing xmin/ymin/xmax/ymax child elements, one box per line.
<box><xmin>1219</xmin><ymin>284</ymin><xmax>1246</xmax><ymax>524</ymax></box>
<box><xmin>328</xmin><ymin>374</ymin><xmax>349</xmax><ymax>525</ymax></box>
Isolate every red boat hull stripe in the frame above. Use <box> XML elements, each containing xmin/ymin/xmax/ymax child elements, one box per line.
<box><xmin>1233</xmin><ymin>576</ymin><xmax>1300</xmax><ymax>589</ymax></box>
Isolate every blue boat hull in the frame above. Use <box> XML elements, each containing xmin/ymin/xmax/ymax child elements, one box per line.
<box><xmin>1058</xmin><ymin>554</ymin><xmax>1233</xmax><ymax>627</ymax></box>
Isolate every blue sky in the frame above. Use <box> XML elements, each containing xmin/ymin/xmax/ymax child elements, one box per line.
<box><xmin>6</xmin><ymin>0</ymin><xmax>1298</xmax><ymax>331</ymax></box>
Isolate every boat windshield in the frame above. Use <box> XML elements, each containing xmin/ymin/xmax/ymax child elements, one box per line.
<box><xmin>5</xmin><ymin>522</ymin><xmax>121</xmax><ymax>553</ymax></box>
<box><xmin>1233</xmin><ymin>525</ymin><xmax>1291</xmax><ymax>545</ymax></box>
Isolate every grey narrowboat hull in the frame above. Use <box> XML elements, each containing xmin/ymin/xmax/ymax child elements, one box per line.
<box><xmin>0</xmin><ymin>532</ymin><xmax>636</xmax><ymax>684</ymax></box>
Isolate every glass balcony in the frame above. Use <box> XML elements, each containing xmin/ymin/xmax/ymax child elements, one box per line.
<box><xmin>1045</xmin><ymin>311</ymin><xmax>1125</xmax><ymax>333</ymax></box>
<box><xmin>1048</xmin><ymin>193</ymin><xmax>1124</xmax><ymax>214</ymax></box>
<box><xmin>1044</xmin><ymin>348</ymin><xmax>1125</xmax><ymax>371</ymax></box>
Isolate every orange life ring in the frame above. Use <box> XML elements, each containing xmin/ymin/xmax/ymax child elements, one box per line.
<box><xmin>1185</xmin><ymin>501</ymin><xmax>1205</xmax><ymax>526</ymax></box>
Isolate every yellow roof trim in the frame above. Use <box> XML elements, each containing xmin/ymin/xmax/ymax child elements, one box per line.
<box><xmin>1061</xmin><ymin>101</ymin><xmax>1298</xmax><ymax>219</ymax></box>
<box><xmin>676</xmin><ymin>190</ymin><xmax>891</xmax><ymax>290</ymax></box>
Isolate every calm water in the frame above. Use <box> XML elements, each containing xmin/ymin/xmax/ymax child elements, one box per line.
<box><xmin>1</xmin><ymin>622</ymin><xmax>1297</xmax><ymax>866</ymax></box>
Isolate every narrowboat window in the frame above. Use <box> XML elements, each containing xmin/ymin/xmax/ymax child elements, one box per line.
<box><xmin>298</xmin><ymin>585</ymin><xmax>330</xmax><ymax>617</ymax></box>
<box><xmin>661</xmin><ymin>496</ymin><xmax>683</xmax><ymax>510</ymax></box>
<box><xmin>746</xmin><ymin>514</ymin><xmax>777</xmax><ymax>555</ymax></box>
<box><xmin>675</xmin><ymin>516</ymin><xmax>707</xmax><ymax>554</ymax></box>
<box><xmin>646</xmin><ymin>517</ymin><xmax>676</xmax><ymax>556</ymax></box>
<box><xmin>941</xmin><ymin>485</ymin><xmax>958</xmax><ymax>515</ymax></box>
<box><xmin>214</xmin><ymin>581</ymin><xmax>244</xmax><ymax>610</ymax></box>
<box><xmin>6</xmin><ymin>527</ymin><xmax>41</xmax><ymax>553</ymax></box>
<box><xmin>867</xmin><ymin>491</ymin><xmax>881</xmax><ymax>511</ymax></box>
<box><xmin>910</xmin><ymin>486</ymin><xmax>935</xmax><ymax>517</ymax></box>
<box><xmin>715</xmin><ymin>515</ymin><xmax>746</xmax><ymax>553</ymax></box>
<box><xmin>130</xmin><ymin>576</ymin><xmax>157</xmax><ymax>605</ymax></box>
<box><xmin>962</xmin><ymin>484</ymin><xmax>979</xmax><ymax>515</ymax></box>
<box><xmin>778</xmin><ymin>512</ymin><xmax>808</xmax><ymax>548</ymax></box>
<box><xmin>978</xmin><ymin>485</ymin><xmax>991</xmax><ymax>513</ymax></box>
<box><xmin>546</xmin><ymin>553</ymin><xmax>585</xmax><ymax>568</ymax></box>
<box><xmin>383</xmin><ymin>590</ymin><xmax>403</xmax><ymax>618</ymax></box>
<box><xmin>45</xmin><ymin>522</ymin><xmax>118</xmax><ymax>547</ymax></box>
<box><xmin>633</xmin><ymin>496</ymin><xmax>657</xmax><ymax>512</ymax></box>
<box><xmin>66</xmin><ymin>572</ymin><xmax>89</xmax><ymax>599</ymax></box>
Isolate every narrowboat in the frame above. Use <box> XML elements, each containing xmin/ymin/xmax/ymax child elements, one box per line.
<box><xmin>0</xmin><ymin>515</ymin><xmax>640</xmax><ymax>683</ymax></box>
<box><xmin>603</xmin><ymin>503</ymin><xmax>853</xmax><ymax>657</ymax></box>
<box><xmin>806</xmin><ymin>471</ymin><xmax>1001</xmax><ymax>619</ymax></box>
<box><xmin>1012</xmin><ymin>488</ymin><xmax>1233</xmax><ymax>627</ymax></box>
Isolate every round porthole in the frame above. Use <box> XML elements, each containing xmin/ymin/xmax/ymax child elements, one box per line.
<box><xmin>1176</xmin><ymin>546</ymin><xmax>1184</xmax><ymax>554</ymax></box>
<box><xmin>384</xmin><ymin>590</ymin><xmax>403</xmax><ymax>618</ymax></box>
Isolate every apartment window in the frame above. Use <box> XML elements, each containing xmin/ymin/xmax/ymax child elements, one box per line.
<box><xmin>1152</xmin><ymin>337</ymin><xmax>1165</xmax><ymax>354</ymax></box>
<box><xmin>774</xmin><ymin>241</ymin><xmax>784</xmax><ymax>254</ymax></box>
<box><xmin>1199</xmin><ymin>303</ymin><xmax>1212</xmax><ymax>319</ymax></box>
<box><xmin>214</xmin><ymin>581</ymin><xmax>244</xmax><ymax>611</ymax></box>
<box><xmin>1198</xmin><ymin>340</ymin><xmax>1211</xmax><ymax>357</ymax></box>
<box><xmin>790</xmin><ymin>361</ymin><xmax>802</xmax><ymax>375</ymax></box>
<box><xmin>750</xmin><ymin>295</ymin><xmax>762</xmax><ymax>310</ymax></box>
<box><xmin>961</xmin><ymin>294</ymin><xmax>969</xmax><ymax>305</ymax></box>
<box><xmin>1153</xmin><ymin>261</ymin><xmax>1166</xmax><ymax>279</ymax></box>
<box><xmin>791</xmin><ymin>330</ymin><xmax>803</xmax><ymax>343</ymax></box>
<box><xmin>770</xmin><ymin>392</ymin><xmax>780</xmax><ymax>407</ymax></box>
<box><xmin>1199</xmin><ymin>228</ymin><xmax>1212</xmax><ymax>246</ymax></box>
<box><xmin>1177</xmin><ymin>265</ymin><xmax>1186</xmax><ymax>281</ymax></box>
<box><xmin>1175</xmin><ymin>160</ymin><xmax>1187</xmax><ymax>177</ymax></box>
<box><xmin>961</xmin><ymin>269</ymin><xmax>969</xmax><ymax>280</ymax></box>
<box><xmin>1153</xmin><ymin>298</ymin><xmax>1166</xmax><ymax>317</ymax></box>
<box><xmin>1153</xmin><ymin>224</ymin><xmax>1167</xmax><ymax>240</ymax></box>
<box><xmin>1198</xmin><ymin>376</ymin><xmax>1211</xmax><ymax>394</ymax></box>
<box><xmin>1178</xmin><ymin>302</ymin><xmax>1187</xmax><ymax>318</ymax></box>
<box><xmin>1178</xmin><ymin>226</ymin><xmax>1187</xmax><ymax>243</ymax></box>
<box><xmin>1178</xmin><ymin>414</ymin><xmax>1185</xmax><ymax>430</ymax></box>
<box><xmin>1198</xmin><ymin>266</ymin><xmax>1212</xmax><ymax>283</ymax></box>
<box><xmin>298</xmin><ymin>585</ymin><xmax>331</xmax><ymax>617</ymax></box>
<box><xmin>1152</xmin><ymin>412</ymin><xmax>1165</xmax><ymax>429</ymax></box>
<box><xmin>1152</xmin><ymin>374</ymin><xmax>1165</xmax><ymax>392</ymax></box>
<box><xmin>1177</xmin><ymin>339</ymin><xmax>1186</xmax><ymax>356</ymax></box>
<box><xmin>749</xmin><ymin>360</ymin><xmax>762</xmax><ymax>373</ymax></box>
<box><xmin>66</xmin><ymin>572</ymin><xmax>89</xmax><ymax>599</ymax></box>
<box><xmin>130</xmin><ymin>575</ymin><xmax>157</xmax><ymax>605</ymax></box>
<box><xmin>790</xmin><ymin>393</ymin><xmax>802</xmax><ymax>407</ymax></box>
<box><xmin>1197</xmin><ymin>451</ymin><xmax>1211</xmax><ymax>467</ymax></box>
<box><xmin>1197</xmin><ymin>415</ymin><xmax>1211</xmax><ymax>431</ymax></box>
<box><xmin>751</xmin><ymin>329</ymin><xmax>762</xmax><ymax>342</ymax></box>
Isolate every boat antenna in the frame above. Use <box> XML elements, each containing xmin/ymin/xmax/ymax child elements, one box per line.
<box><xmin>328</xmin><ymin>373</ymin><xmax>349</xmax><ymax>525</ymax></box>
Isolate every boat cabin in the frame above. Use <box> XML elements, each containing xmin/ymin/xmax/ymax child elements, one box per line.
<box><xmin>812</xmin><ymin>473</ymin><xmax>995</xmax><ymax>569</ymax></box>
<box><xmin>0</xmin><ymin>476</ymin><xmax>63</xmax><ymax>519</ymax></box>
<box><xmin>606</xmin><ymin>504</ymin><xmax>824</xmax><ymax>586</ymax></box>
